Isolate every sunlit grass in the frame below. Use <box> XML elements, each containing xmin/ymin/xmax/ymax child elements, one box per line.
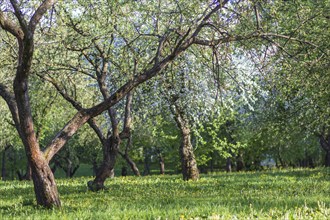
<box><xmin>1</xmin><ymin>168</ymin><xmax>330</xmax><ymax>219</ymax></box>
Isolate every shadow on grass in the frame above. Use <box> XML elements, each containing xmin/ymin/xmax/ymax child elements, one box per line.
<box><xmin>1</xmin><ymin>168</ymin><xmax>329</xmax><ymax>218</ymax></box>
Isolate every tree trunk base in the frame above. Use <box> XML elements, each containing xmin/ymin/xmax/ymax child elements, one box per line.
<box><xmin>87</xmin><ymin>180</ymin><xmax>105</xmax><ymax>192</ymax></box>
<box><xmin>31</xmin><ymin>163</ymin><xmax>61</xmax><ymax>208</ymax></box>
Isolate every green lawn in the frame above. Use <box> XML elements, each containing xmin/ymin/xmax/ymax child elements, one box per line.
<box><xmin>1</xmin><ymin>168</ymin><xmax>330</xmax><ymax>219</ymax></box>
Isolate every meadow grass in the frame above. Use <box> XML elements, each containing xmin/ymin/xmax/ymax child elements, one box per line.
<box><xmin>0</xmin><ymin>168</ymin><xmax>329</xmax><ymax>219</ymax></box>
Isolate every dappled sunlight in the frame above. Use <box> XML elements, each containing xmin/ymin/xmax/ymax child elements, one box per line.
<box><xmin>1</xmin><ymin>169</ymin><xmax>329</xmax><ymax>219</ymax></box>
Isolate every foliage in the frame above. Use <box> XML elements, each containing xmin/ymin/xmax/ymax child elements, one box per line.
<box><xmin>133</xmin><ymin>112</ymin><xmax>180</xmax><ymax>169</ymax></box>
<box><xmin>1</xmin><ymin>0</ymin><xmax>330</xmax><ymax>209</ymax></box>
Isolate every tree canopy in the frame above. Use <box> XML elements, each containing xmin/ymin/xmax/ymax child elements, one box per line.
<box><xmin>0</xmin><ymin>0</ymin><xmax>329</xmax><ymax>208</ymax></box>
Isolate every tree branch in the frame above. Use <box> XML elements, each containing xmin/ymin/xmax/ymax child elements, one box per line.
<box><xmin>42</xmin><ymin>1</ymin><xmax>229</xmax><ymax>162</ymax></box>
<box><xmin>0</xmin><ymin>9</ymin><xmax>24</xmax><ymax>39</ymax></box>
<box><xmin>38</xmin><ymin>73</ymin><xmax>106</xmax><ymax>150</ymax></box>
<box><xmin>10</xmin><ymin>0</ymin><xmax>28</xmax><ymax>33</ymax></box>
<box><xmin>29</xmin><ymin>0</ymin><xmax>57</xmax><ymax>33</ymax></box>
<box><xmin>0</xmin><ymin>83</ymin><xmax>22</xmax><ymax>137</ymax></box>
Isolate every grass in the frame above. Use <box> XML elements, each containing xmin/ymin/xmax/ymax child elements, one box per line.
<box><xmin>0</xmin><ymin>168</ymin><xmax>330</xmax><ymax>219</ymax></box>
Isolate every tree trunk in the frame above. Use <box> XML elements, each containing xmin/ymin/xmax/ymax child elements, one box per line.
<box><xmin>51</xmin><ymin>164</ymin><xmax>57</xmax><ymax>174</ymax></box>
<box><xmin>29</xmin><ymin>156</ymin><xmax>61</xmax><ymax>208</ymax></box>
<box><xmin>277</xmin><ymin>150</ymin><xmax>286</xmax><ymax>167</ymax></box>
<box><xmin>91</xmin><ymin>160</ymin><xmax>97</xmax><ymax>176</ymax></box>
<box><xmin>120</xmin><ymin>152</ymin><xmax>140</xmax><ymax>176</ymax></box>
<box><xmin>66</xmin><ymin>158</ymin><xmax>72</xmax><ymax>178</ymax></box>
<box><xmin>210</xmin><ymin>152</ymin><xmax>214</xmax><ymax>173</ymax></box>
<box><xmin>226</xmin><ymin>157</ymin><xmax>232</xmax><ymax>172</ymax></box>
<box><xmin>325</xmin><ymin>151</ymin><xmax>330</xmax><ymax>167</ymax></box>
<box><xmin>1</xmin><ymin>145</ymin><xmax>10</xmax><ymax>180</ymax></box>
<box><xmin>51</xmin><ymin>157</ymin><xmax>61</xmax><ymax>175</ymax></box>
<box><xmin>159</xmin><ymin>154</ymin><xmax>165</xmax><ymax>175</ymax></box>
<box><xmin>179</xmin><ymin>128</ymin><xmax>199</xmax><ymax>180</ymax></box>
<box><xmin>171</xmin><ymin>103</ymin><xmax>199</xmax><ymax>181</ymax></box>
<box><xmin>320</xmin><ymin>133</ymin><xmax>330</xmax><ymax>167</ymax></box>
<box><xmin>88</xmin><ymin>137</ymin><xmax>119</xmax><ymax>191</ymax></box>
<box><xmin>70</xmin><ymin>165</ymin><xmax>79</xmax><ymax>178</ymax></box>
<box><xmin>143</xmin><ymin>148</ymin><xmax>151</xmax><ymax>176</ymax></box>
<box><xmin>236</xmin><ymin>153</ymin><xmax>245</xmax><ymax>171</ymax></box>
<box><xmin>119</xmin><ymin>130</ymin><xmax>140</xmax><ymax>176</ymax></box>
<box><xmin>308</xmin><ymin>156</ymin><xmax>315</xmax><ymax>168</ymax></box>
<box><xmin>14</xmin><ymin>72</ymin><xmax>61</xmax><ymax>207</ymax></box>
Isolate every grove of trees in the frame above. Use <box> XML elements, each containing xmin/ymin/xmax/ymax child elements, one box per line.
<box><xmin>0</xmin><ymin>0</ymin><xmax>329</xmax><ymax>208</ymax></box>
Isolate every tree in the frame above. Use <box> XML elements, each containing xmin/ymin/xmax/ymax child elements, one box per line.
<box><xmin>0</xmin><ymin>0</ymin><xmax>235</xmax><ymax>206</ymax></box>
<box><xmin>244</xmin><ymin>0</ymin><xmax>329</xmax><ymax>167</ymax></box>
<box><xmin>1</xmin><ymin>0</ymin><xmax>322</xmax><ymax>207</ymax></box>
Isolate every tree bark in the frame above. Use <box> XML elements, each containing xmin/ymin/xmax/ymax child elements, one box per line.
<box><xmin>179</xmin><ymin>127</ymin><xmax>199</xmax><ymax>180</ymax></box>
<box><xmin>30</xmin><ymin>156</ymin><xmax>61</xmax><ymax>208</ymax></box>
<box><xmin>143</xmin><ymin>148</ymin><xmax>151</xmax><ymax>176</ymax></box>
<box><xmin>58</xmin><ymin>158</ymin><xmax>79</xmax><ymax>178</ymax></box>
<box><xmin>92</xmin><ymin>160</ymin><xmax>99</xmax><ymax>176</ymax></box>
<box><xmin>320</xmin><ymin>133</ymin><xmax>330</xmax><ymax>167</ymax></box>
<box><xmin>325</xmin><ymin>151</ymin><xmax>330</xmax><ymax>167</ymax></box>
<box><xmin>120</xmin><ymin>151</ymin><xmax>140</xmax><ymax>176</ymax></box>
<box><xmin>88</xmin><ymin>137</ymin><xmax>119</xmax><ymax>191</ymax></box>
<box><xmin>226</xmin><ymin>157</ymin><xmax>232</xmax><ymax>172</ymax></box>
<box><xmin>171</xmin><ymin>103</ymin><xmax>199</xmax><ymax>181</ymax></box>
<box><xmin>70</xmin><ymin>165</ymin><xmax>80</xmax><ymax>178</ymax></box>
<box><xmin>0</xmin><ymin>0</ymin><xmax>61</xmax><ymax>208</ymax></box>
<box><xmin>1</xmin><ymin>145</ymin><xmax>11</xmax><ymax>180</ymax></box>
<box><xmin>1</xmin><ymin>147</ymin><xmax>6</xmax><ymax>180</ymax></box>
<box><xmin>0</xmin><ymin>0</ymin><xmax>229</xmax><ymax>207</ymax></box>
<box><xmin>236</xmin><ymin>153</ymin><xmax>245</xmax><ymax>171</ymax></box>
<box><xmin>277</xmin><ymin>149</ymin><xmax>286</xmax><ymax>168</ymax></box>
<box><xmin>14</xmin><ymin>73</ymin><xmax>60</xmax><ymax>207</ymax></box>
<box><xmin>159</xmin><ymin>154</ymin><xmax>165</xmax><ymax>175</ymax></box>
<box><xmin>88</xmin><ymin>91</ymin><xmax>135</xmax><ymax>190</ymax></box>
<box><xmin>119</xmin><ymin>132</ymin><xmax>140</xmax><ymax>176</ymax></box>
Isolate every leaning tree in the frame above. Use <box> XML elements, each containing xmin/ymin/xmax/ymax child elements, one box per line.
<box><xmin>0</xmin><ymin>0</ymin><xmax>322</xmax><ymax>208</ymax></box>
<box><xmin>0</xmin><ymin>0</ymin><xmax>233</xmax><ymax>207</ymax></box>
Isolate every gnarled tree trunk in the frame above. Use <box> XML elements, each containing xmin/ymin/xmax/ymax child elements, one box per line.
<box><xmin>88</xmin><ymin>136</ymin><xmax>119</xmax><ymax>191</ymax></box>
<box><xmin>119</xmin><ymin>134</ymin><xmax>140</xmax><ymax>176</ymax></box>
<box><xmin>171</xmin><ymin>103</ymin><xmax>199</xmax><ymax>181</ymax></box>
<box><xmin>0</xmin><ymin>0</ymin><xmax>229</xmax><ymax>207</ymax></box>
<box><xmin>29</xmin><ymin>155</ymin><xmax>61</xmax><ymax>208</ymax></box>
<box><xmin>179</xmin><ymin>125</ymin><xmax>199</xmax><ymax>180</ymax></box>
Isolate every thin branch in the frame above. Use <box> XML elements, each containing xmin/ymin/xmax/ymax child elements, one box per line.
<box><xmin>42</xmin><ymin>0</ymin><xmax>230</xmax><ymax>161</ymax></box>
<box><xmin>261</xmin><ymin>33</ymin><xmax>318</xmax><ymax>47</ymax></box>
<box><xmin>154</xmin><ymin>35</ymin><xmax>166</xmax><ymax>65</ymax></box>
<box><xmin>190</xmin><ymin>0</ymin><xmax>230</xmax><ymax>38</ymax></box>
<box><xmin>253</xmin><ymin>4</ymin><xmax>260</xmax><ymax>30</ymax></box>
